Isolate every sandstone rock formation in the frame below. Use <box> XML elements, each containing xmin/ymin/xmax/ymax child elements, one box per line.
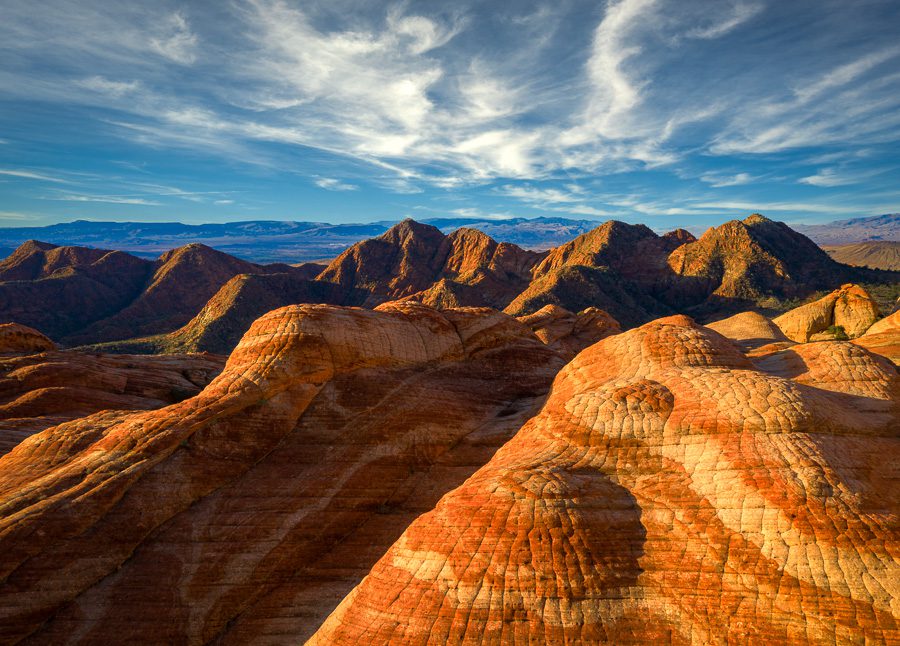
<box><xmin>774</xmin><ymin>283</ymin><xmax>881</xmax><ymax>342</ymax></box>
<box><xmin>854</xmin><ymin>309</ymin><xmax>900</xmax><ymax>365</ymax></box>
<box><xmin>0</xmin><ymin>322</ymin><xmax>56</xmax><ymax>355</ymax></box>
<box><xmin>0</xmin><ymin>303</ymin><xmax>565</xmax><ymax>644</ymax></box>
<box><xmin>312</xmin><ymin>315</ymin><xmax>899</xmax><ymax>645</ymax></box>
<box><xmin>706</xmin><ymin>311</ymin><xmax>790</xmax><ymax>351</ymax></box>
<box><xmin>0</xmin><ymin>350</ymin><xmax>224</xmax><ymax>455</ymax></box>
<box><xmin>517</xmin><ymin>304</ymin><xmax>621</xmax><ymax>358</ymax></box>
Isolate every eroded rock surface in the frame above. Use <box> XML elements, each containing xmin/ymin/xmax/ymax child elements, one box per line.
<box><xmin>0</xmin><ymin>322</ymin><xmax>56</xmax><ymax>355</ymax></box>
<box><xmin>0</xmin><ymin>303</ymin><xmax>564</xmax><ymax>644</ymax></box>
<box><xmin>0</xmin><ymin>351</ymin><xmax>224</xmax><ymax>455</ymax></box>
<box><xmin>517</xmin><ymin>304</ymin><xmax>621</xmax><ymax>358</ymax></box>
<box><xmin>313</xmin><ymin>315</ymin><xmax>899</xmax><ymax>645</ymax></box>
<box><xmin>774</xmin><ymin>283</ymin><xmax>880</xmax><ymax>342</ymax></box>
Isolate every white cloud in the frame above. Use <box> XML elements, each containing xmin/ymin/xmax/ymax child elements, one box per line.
<box><xmin>75</xmin><ymin>76</ymin><xmax>141</xmax><ymax>98</ymax></box>
<box><xmin>51</xmin><ymin>194</ymin><xmax>161</xmax><ymax>205</ymax></box>
<box><xmin>699</xmin><ymin>171</ymin><xmax>755</xmax><ymax>187</ymax></box>
<box><xmin>0</xmin><ymin>169</ymin><xmax>70</xmax><ymax>183</ymax></box>
<box><xmin>314</xmin><ymin>177</ymin><xmax>358</xmax><ymax>192</ymax></box>
<box><xmin>150</xmin><ymin>12</ymin><xmax>198</xmax><ymax>64</ymax></box>
<box><xmin>687</xmin><ymin>2</ymin><xmax>762</xmax><ymax>40</ymax></box>
<box><xmin>214</xmin><ymin>199</ymin><xmax>235</xmax><ymax>205</ymax></box>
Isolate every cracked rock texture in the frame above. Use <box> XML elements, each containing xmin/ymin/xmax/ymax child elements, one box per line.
<box><xmin>855</xmin><ymin>309</ymin><xmax>900</xmax><ymax>365</ymax></box>
<box><xmin>312</xmin><ymin>315</ymin><xmax>899</xmax><ymax>645</ymax></box>
<box><xmin>0</xmin><ymin>303</ymin><xmax>564</xmax><ymax>644</ymax></box>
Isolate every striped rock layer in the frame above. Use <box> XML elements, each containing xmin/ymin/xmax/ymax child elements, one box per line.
<box><xmin>312</xmin><ymin>315</ymin><xmax>900</xmax><ymax>645</ymax></box>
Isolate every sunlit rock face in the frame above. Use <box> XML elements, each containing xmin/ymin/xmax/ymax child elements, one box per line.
<box><xmin>774</xmin><ymin>283</ymin><xmax>880</xmax><ymax>342</ymax></box>
<box><xmin>855</xmin><ymin>309</ymin><xmax>900</xmax><ymax>365</ymax></box>
<box><xmin>312</xmin><ymin>315</ymin><xmax>899</xmax><ymax>645</ymax></box>
<box><xmin>0</xmin><ymin>302</ymin><xmax>564</xmax><ymax>644</ymax></box>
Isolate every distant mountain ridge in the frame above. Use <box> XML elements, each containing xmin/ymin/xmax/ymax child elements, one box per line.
<box><xmin>0</xmin><ymin>217</ymin><xmax>600</xmax><ymax>263</ymax></box>
<box><xmin>3</xmin><ymin>214</ymin><xmax>895</xmax><ymax>355</ymax></box>
<box><xmin>795</xmin><ymin>213</ymin><xmax>900</xmax><ymax>244</ymax></box>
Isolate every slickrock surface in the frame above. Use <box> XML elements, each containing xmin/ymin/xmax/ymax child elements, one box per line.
<box><xmin>0</xmin><ymin>303</ymin><xmax>564</xmax><ymax>644</ymax></box>
<box><xmin>706</xmin><ymin>311</ymin><xmax>790</xmax><ymax>350</ymax></box>
<box><xmin>312</xmin><ymin>315</ymin><xmax>899</xmax><ymax>645</ymax></box>
<box><xmin>854</xmin><ymin>309</ymin><xmax>900</xmax><ymax>365</ymax></box>
<box><xmin>0</xmin><ymin>351</ymin><xmax>224</xmax><ymax>455</ymax></box>
<box><xmin>0</xmin><ymin>322</ymin><xmax>56</xmax><ymax>355</ymax></box>
<box><xmin>774</xmin><ymin>283</ymin><xmax>881</xmax><ymax>342</ymax></box>
<box><xmin>517</xmin><ymin>304</ymin><xmax>621</xmax><ymax>359</ymax></box>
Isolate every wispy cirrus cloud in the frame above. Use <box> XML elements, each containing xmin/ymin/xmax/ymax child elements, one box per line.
<box><xmin>50</xmin><ymin>194</ymin><xmax>161</xmax><ymax>205</ymax></box>
<box><xmin>0</xmin><ymin>0</ymin><xmax>897</xmax><ymax>224</ymax></box>
<box><xmin>315</xmin><ymin>177</ymin><xmax>358</xmax><ymax>192</ymax></box>
<box><xmin>0</xmin><ymin>169</ymin><xmax>71</xmax><ymax>183</ymax></box>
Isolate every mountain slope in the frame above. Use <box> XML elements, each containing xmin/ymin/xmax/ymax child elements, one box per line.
<box><xmin>823</xmin><ymin>241</ymin><xmax>900</xmax><ymax>271</ymax></box>
<box><xmin>0</xmin><ymin>242</ymin><xmax>315</xmax><ymax>346</ymax></box>
<box><xmin>796</xmin><ymin>213</ymin><xmax>900</xmax><ymax>244</ymax></box>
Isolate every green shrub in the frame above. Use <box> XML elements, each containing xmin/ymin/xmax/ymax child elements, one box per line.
<box><xmin>826</xmin><ymin>325</ymin><xmax>849</xmax><ymax>341</ymax></box>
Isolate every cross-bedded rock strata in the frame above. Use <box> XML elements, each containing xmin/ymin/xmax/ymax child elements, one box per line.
<box><xmin>0</xmin><ymin>303</ymin><xmax>566</xmax><ymax>644</ymax></box>
<box><xmin>312</xmin><ymin>315</ymin><xmax>899</xmax><ymax>645</ymax></box>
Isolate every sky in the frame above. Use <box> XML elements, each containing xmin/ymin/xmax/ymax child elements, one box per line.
<box><xmin>1</xmin><ymin>0</ymin><xmax>899</xmax><ymax>230</ymax></box>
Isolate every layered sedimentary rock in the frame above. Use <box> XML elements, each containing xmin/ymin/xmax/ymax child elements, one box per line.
<box><xmin>774</xmin><ymin>283</ymin><xmax>881</xmax><ymax>342</ymax></box>
<box><xmin>854</xmin><ymin>309</ymin><xmax>900</xmax><ymax>365</ymax></box>
<box><xmin>0</xmin><ymin>351</ymin><xmax>224</xmax><ymax>455</ymax></box>
<box><xmin>517</xmin><ymin>304</ymin><xmax>621</xmax><ymax>358</ymax></box>
<box><xmin>313</xmin><ymin>315</ymin><xmax>899</xmax><ymax>645</ymax></box>
<box><xmin>0</xmin><ymin>303</ymin><xmax>564</xmax><ymax>644</ymax></box>
<box><xmin>706</xmin><ymin>311</ymin><xmax>790</xmax><ymax>351</ymax></box>
<box><xmin>0</xmin><ymin>322</ymin><xmax>56</xmax><ymax>355</ymax></box>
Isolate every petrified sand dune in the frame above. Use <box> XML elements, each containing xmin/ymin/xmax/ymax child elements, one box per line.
<box><xmin>854</xmin><ymin>309</ymin><xmax>900</xmax><ymax>365</ymax></box>
<box><xmin>706</xmin><ymin>311</ymin><xmax>789</xmax><ymax>350</ymax></box>
<box><xmin>0</xmin><ymin>322</ymin><xmax>56</xmax><ymax>354</ymax></box>
<box><xmin>774</xmin><ymin>283</ymin><xmax>880</xmax><ymax>342</ymax></box>
<box><xmin>0</xmin><ymin>303</ymin><xmax>564</xmax><ymax>644</ymax></box>
<box><xmin>517</xmin><ymin>304</ymin><xmax>621</xmax><ymax>358</ymax></box>
<box><xmin>0</xmin><ymin>350</ymin><xmax>224</xmax><ymax>455</ymax></box>
<box><xmin>312</xmin><ymin>315</ymin><xmax>899</xmax><ymax>644</ymax></box>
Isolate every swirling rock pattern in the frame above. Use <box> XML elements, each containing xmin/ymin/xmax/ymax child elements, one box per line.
<box><xmin>0</xmin><ymin>303</ymin><xmax>564</xmax><ymax>644</ymax></box>
<box><xmin>313</xmin><ymin>315</ymin><xmax>900</xmax><ymax>645</ymax></box>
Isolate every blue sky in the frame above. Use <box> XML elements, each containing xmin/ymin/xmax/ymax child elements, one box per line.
<box><xmin>1</xmin><ymin>0</ymin><xmax>899</xmax><ymax>230</ymax></box>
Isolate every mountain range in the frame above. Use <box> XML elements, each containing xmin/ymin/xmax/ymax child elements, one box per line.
<box><xmin>1</xmin><ymin>214</ymin><xmax>893</xmax><ymax>355</ymax></box>
<box><xmin>1</xmin><ymin>212</ymin><xmax>896</xmax><ymax>264</ymax></box>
